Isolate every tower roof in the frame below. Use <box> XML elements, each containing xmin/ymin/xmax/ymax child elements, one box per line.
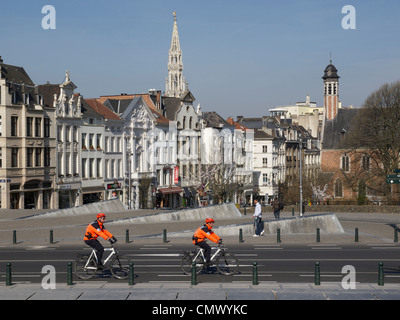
<box><xmin>322</xmin><ymin>62</ymin><xmax>340</xmax><ymax>80</ymax></box>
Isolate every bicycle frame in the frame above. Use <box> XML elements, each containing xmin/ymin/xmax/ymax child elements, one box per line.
<box><xmin>84</xmin><ymin>245</ymin><xmax>118</xmax><ymax>270</ymax></box>
<box><xmin>192</xmin><ymin>246</ymin><xmax>223</xmax><ymax>264</ymax></box>
<box><xmin>88</xmin><ymin>247</ymin><xmax>115</xmax><ymax>264</ymax></box>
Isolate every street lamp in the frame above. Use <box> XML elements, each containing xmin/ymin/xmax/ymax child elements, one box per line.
<box><xmin>299</xmin><ymin>135</ymin><xmax>303</xmax><ymax>216</ymax></box>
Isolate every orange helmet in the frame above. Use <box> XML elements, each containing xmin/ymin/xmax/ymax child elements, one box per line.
<box><xmin>97</xmin><ymin>213</ymin><xmax>106</xmax><ymax>219</ymax></box>
<box><xmin>205</xmin><ymin>218</ymin><xmax>215</xmax><ymax>224</ymax></box>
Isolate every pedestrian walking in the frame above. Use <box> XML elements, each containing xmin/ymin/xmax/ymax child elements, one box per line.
<box><xmin>252</xmin><ymin>198</ymin><xmax>264</xmax><ymax>237</ymax></box>
<box><xmin>272</xmin><ymin>197</ymin><xmax>283</xmax><ymax>219</ymax></box>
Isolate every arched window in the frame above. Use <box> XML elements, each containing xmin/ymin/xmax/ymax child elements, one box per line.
<box><xmin>335</xmin><ymin>179</ymin><xmax>343</xmax><ymax>198</ymax></box>
<box><xmin>341</xmin><ymin>154</ymin><xmax>350</xmax><ymax>172</ymax></box>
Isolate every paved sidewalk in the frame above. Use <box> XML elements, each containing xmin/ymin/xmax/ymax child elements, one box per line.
<box><xmin>1</xmin><ymin>281</ymin><xmax>400</xmax><ymax>300</ymax></box>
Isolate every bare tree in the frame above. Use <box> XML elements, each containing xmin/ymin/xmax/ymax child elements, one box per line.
<box><xmin>344</xmin><ymin>81</ymin><xmax>400</xmax><ymax>199</ymax></box>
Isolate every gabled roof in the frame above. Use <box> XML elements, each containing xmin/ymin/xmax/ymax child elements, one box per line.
<box><xmin>162</xmin><ymin>96</ymin><xmax>182</xmax><ymax>120</ymax></box>
<box><xmin>322</xmin><ymin>108</ymin><xmax>359</xmax><ymax>149</ymax></box>
<box><xmin>202</xmin><ymin>111</ymin><xmax>235</xmax><ymax>129</ymax></box>
<box><xmin>37</xmin><ymin>83</ymin><xmax>60</xmax><ymax>108</ymax></box>
<box><xmin>226</xmin><ymin>117</ymin><xmax>251</xmax><ymax>132</ymax></box>
<box><xmin>0</xmin><ymin>62</ymin><xmax>34</xmax><ymax>86</ymax></box>
<box><xmin>85</xmin><ymin>98</ymin><xmax>122</xmax><ymax>120</ymax></box>
<box><xmin>106</xmin><ymin>96</ymin><xmax>169</xmax><ymax>125</ymax></box>
<box><xmin>81</xmin><ymin>98</ymin><xmax>102</xmax><ymax>118</ymax></box>
<box><xmin>254</xmin><ymin>129</ymin><xmax>273</xmax><ymax>140</ymax></box>
<box><xmin>98</xmin><ymin>93</ymin><xmax>157</xmax><ymax>110</ymax></box>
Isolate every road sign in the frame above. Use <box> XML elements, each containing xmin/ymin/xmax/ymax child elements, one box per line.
<box><xmin>387</xmin><ymin>175</ymin><xmax>400</xmax><ymax>179</ymax></box>
<box><xmin>387</xmin><ymin>179</ymin><xmax>400</xmax><ymax>184</ymax></box>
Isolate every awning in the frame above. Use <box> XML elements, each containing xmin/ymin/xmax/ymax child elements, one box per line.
<box><xmin>158</xmin><ymin>187</ymin><xmax>182</xmax><ymax>194</ymax></box>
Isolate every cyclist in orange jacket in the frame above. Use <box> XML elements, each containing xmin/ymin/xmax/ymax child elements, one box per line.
<box><xmin>84</xmin><ymin>213</ymin><xmax>117</xmax><ymax>268</ymax></box>
<box><xmin>192</xmin><ymin>218</ymin><xmax>222</xmax><ymax>267</ymax></box>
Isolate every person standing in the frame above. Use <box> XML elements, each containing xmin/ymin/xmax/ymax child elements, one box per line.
<box><xmin>272</xmin><ymin>197</ymin><xmax>282</xmax><ymax>219</ymax></box>
<box><xmin>253</xmin><ymin>198</ymin><xmax>264</xmax><ymax>237</ymax></box>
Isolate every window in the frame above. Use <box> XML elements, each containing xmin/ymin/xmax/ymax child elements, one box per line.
<box><xmin>11</xmin><ymin>148</ymin><xmax>18</xmax><ymax>167</ymax></box>
<box><xmin>35</xmin><ymin>148</ymin><xmax>41</xmax><ymax>167</ymax></box>
<box><xmin>66</xmin><ymin>153</ymin><xmax>70</xmax><ymax>175</ymax></box>
<box><xmin>65</xmin><ymin>126</ymin><xmax>70</xmax><ymax>142</ymax></box>
<box><xmin>96</xmin><ymin>158</ymin><xmax>101</xmax><ymax>178</ymax></box>
<box><xmin>82</xmin><ymin>158</ymin><xmax>87</xmax><ymax>178</ymax></box>
<box><xmin>262</xmin><ymin>145</ymin><xmax>268</xmax><ymax>153</ymax></box>
<box><xmin>44</xmin><ymin>147</ymin><xmax>50</xmax><ymax>166</ymax></box>
<box><xmin>263</xmin><ymin>158</ymin><xmax>268</xmax><ymax>167</ymax></box>
<box><xmin>44</xmin><ymin>118</ymin><xmax>51</xmax><ymax>137</ymax></box>
<box><xmin>334</xmin><ymin>179</ymin><xmax>343</xmax><ymax>198</ymax></box>
<box><xmin>89</xmin><ymin>158</ymin><xmax>94</xmax><ymax>178</ymax></box>
<box><xmin>27</xmin><ymin>148</ymin><xmax>33</xmax><ymax>167</ymax></box>
<box><xmin>89</xmin><ymin>134</ymin><xmax>94</xmax><ymax>149</ymax></box>
<box><xmin>27</xmin><ymin>117</ymin><xmax>33</xmax><ymax>137</ymax></box>
<box><xmin>341</xmin><ymin>154</ymin><xmax>350</xmax><ymax>172</ymax></box>
<box><xmin>105</xmin><ymin>137</ymin><xmax>109</xmax><ymax>152</ymax></box>
<box><xmin>82</xmin><ymin>133</ymin><xmax>87</xmax><ymax>149</ymax></box>
<box><xmin>35</xmin><ymin>118</ymin><xmax>41</xmax><ymax>137</ymax></box>
<box><xmin>362</xmin><ymin>155</ymin><xmax>370</xmax><ymax>171</ymax></box>
<box><xmin>96</xmin><ymin>134</ymin><xmax>101</xmax><ymax>149</ymax></box>
<box><xmin>262</xmin><ymin>173</ymin><xmax>268</xmax><ymax>185</ymax></box>
<box><xmin>11</xmin><ymin>116</ymin><xmax>18</xmax><ymax>136</ymax></box>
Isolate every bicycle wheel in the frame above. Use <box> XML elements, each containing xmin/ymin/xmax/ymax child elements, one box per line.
<box><xmin>216</xmin><ymin>252</ymin><xmax>239</xmax><ymax>275</ymax></box>
<box><xmin>74</xmin><ymin>255</ymin><xmax>97</xmax><ymax>279</ymax></box>
<box><xmin>110</xmin><ymin>255</ymin><xmax>131</xmax><ymax>279</ymax></box>
<box><xmin>180</xmin><ymin>252</ymin><xmax>203</xmax><ymax>275</ymax></box>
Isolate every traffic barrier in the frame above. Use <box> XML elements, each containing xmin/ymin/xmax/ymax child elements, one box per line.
<box><xmin>378</xmin><ymin>262</ymin><xmax>384</xmax><ymax>286</ymax></box>
<box><xmin>126</xmin><ymin>229</ymin><xmax>130</xmax><ymax>243</ymax></box>
<box><xmin>6</xmin><ymin>263</ymin><xmax>12</xmax><ymax>286</ymax></box>
<box><xmin>67</xmin><ymin>262</ymin><xmax>73</xmax><ymax>285</ymax></box>
<box><xmin>163</xmin><ymin>229</ymin><xmax>168</xmax><ymax>243</ymax></box>
<box><xmin>252</xmin><ymin>262</ymin><xmax>259</xmax><ymax>285</ymax></box>
<box><xmin>239</xmin><ymin>228</ymin><xmax>244</xmax><ymax>243</ymax></box>
<box><xmin>13</xmin><ymin>230</ymin><xmax>17</xmax><ymax>244</ymax></box>
<box><xmin>316</xmin><ymin>228</ymin><xmax>320</xmax><ymax>242</ymax></box>
<box><xmin>355</xmin><ymin>227</ymin><xmax>359</xmax><ymax>242</ymax></box>
<box><xmin>191</xmin><ymin>262</ymin><xmax>197</xmax><ymax>285</ymax></box>
<box><xmin>395</xmin><ymin>229</ymin><xmax>398</xmax><ymax>243</ymax></box>
<box><xmin>314</xmin><ymin>261</ymin><xmax>320</xmax><ymax>285</ymax></box>
<box><xmin>277</xmin><ymin>228</ymin><xmax>281</xmax><ymax>243</ymax></box>
<box><xmin>50</xmin><ymin>230</ymin><xmax>54</xmax><ymax>244</ymax></box>
<box><xmin>129</xmin><ymin>262</ymin><xmax>134</xmax><ymax>286</ymax></box>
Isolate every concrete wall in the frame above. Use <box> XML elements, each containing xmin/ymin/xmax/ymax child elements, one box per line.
<box><xmin>149</xmin><ymin>213</ymin><xmax>344</xmax><ymax>238</ymax></box>
<box><xmin>29</xmin><ymin>199</ymin><xmax>126</xmax><ymax>218</ymax></box>
<box><xmin>111</xmin><ymin>203</ymin><xmax>242</xmax><ymax>225</ymax></box>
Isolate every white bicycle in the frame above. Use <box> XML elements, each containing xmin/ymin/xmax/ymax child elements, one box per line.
<box><xmin>74</xmin><ymin>243</ymin><xmax>130</xmax><ymax>280</ymax></box>
<box><xmin>180</xmin><ymin>244</ymin><xmax>239</xmax><ymax>275</ymax></box>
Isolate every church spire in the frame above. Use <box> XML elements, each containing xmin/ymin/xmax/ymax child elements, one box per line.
<box><xmin>165</xmin><ymin>11</ymin><xmax>186</xmax><ymax>98</ymax></box>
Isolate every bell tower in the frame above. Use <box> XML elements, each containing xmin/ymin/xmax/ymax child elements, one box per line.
<box><xmin>322</xmin><ymin>59</ymin><xmax>340</xmax><ymax>120</ymax></box>
<box><xmin>165</xmin><ymin>11</ymin><xmax>186</xmax><ymax>98</ymax></box>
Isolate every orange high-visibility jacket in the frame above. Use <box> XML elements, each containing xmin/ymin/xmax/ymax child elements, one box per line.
<box><xmin>192</xmin><ymin>224</ymin><xmax>220</xmax><ymax>244</ymax></box>
<box><xmin>84</xmin><ymin>220</ymin><xmax>113</xmax><ymax>241</ymax></box>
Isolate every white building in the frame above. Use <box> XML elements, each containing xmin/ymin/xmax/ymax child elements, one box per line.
<box><xmin>54</xmin><ymin>71</ymin><xmax>82</xmax><ymax>209</ymax></box>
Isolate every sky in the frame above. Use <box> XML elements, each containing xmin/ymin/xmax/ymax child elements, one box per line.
<box><xmin>1</xmin><ymin>0</ymin><xmax>400</xmax><ymax>119</ymax></box>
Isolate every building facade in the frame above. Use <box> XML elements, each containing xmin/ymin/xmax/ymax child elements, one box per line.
<box><xmin>0</xmin><ymin>57</ymin><xmax>57</xmax><ymax>209</ymax></box>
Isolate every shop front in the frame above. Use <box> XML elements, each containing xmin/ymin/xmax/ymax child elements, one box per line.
<box><xmin>157</xmin><ymin>187</ymin><xmax>182</xmax><ymax>209</ymax></box>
